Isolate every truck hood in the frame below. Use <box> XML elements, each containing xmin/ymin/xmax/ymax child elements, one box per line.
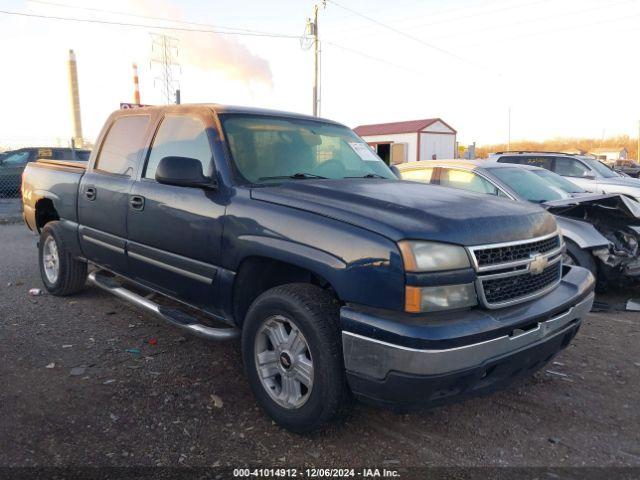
<box><xmin>251</xmin><ymin>179</ymin><xmax>557</xmax><ymax>245</ymax></box>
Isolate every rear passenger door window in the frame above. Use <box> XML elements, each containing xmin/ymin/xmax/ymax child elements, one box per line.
<box><xmin>554</xmin><ymin>157</ymin><xmax>590</xmax><ymax>177</ymax></box>
<box><xmin>439</xmin><ymin>168</ymin><xmax>499</xmax><ymax>195</ymax></box>
<box><xmin>95</xmin><ymin>115</ymin><xmax>150</xmax><ymax>176</ymax></box>
<box><xmin>144</xmin><ymin>115</ymin><xmax>212</xmax><ymax>180</ymax></box>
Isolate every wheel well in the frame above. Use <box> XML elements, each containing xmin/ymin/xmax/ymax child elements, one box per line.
<box><xmin>232</xmin><ymin>256</ymin><xmax>336</xmax><ymax>326</ymax></box>
<box><xmin>35</xmin><ymin>198</ymin><xmax>59</xmax><ymax>231</ymax></box>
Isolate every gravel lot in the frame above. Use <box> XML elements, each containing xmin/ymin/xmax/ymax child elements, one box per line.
<box><xmin>1</xmin><ymin>223</ymin><xmax>639</xmax><ymax>470</ymax></box>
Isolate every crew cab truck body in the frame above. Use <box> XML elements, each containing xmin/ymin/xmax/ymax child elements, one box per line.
<box><xmin>22</xmin><ymin>105</ymin><xmax>595</xmax><ymax>432</ymax></box>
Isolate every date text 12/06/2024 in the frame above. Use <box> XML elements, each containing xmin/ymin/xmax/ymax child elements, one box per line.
<box><xmin>232</xmin><ymin>468</ymin><xmax>400</xmax><ymax>478</ymax></box>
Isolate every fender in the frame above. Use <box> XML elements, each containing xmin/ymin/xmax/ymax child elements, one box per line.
<box><xmin>238</xmin><ymin>234</ymin><xmax>347</xmax><ymax>278</ymax></box>
<box><xmin>555</xmin><ymin>216</ymin><xmax>609</xmax><ymax>249</ymax></box>
<box><xmin>221</xmin><ymin>196</ymin><xmax>406</xmax><ymax>313</ymax></box>
<box><xmin>23</xmin><ymin>190</ymin><xmax>60</xmax><ymax>231</ymax></box>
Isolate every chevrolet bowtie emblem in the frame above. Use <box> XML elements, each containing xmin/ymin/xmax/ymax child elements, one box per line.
<box><xmin>529</xmin><ymin>253</ymin><xmax>548</xmax><ymax>275</ymax></box>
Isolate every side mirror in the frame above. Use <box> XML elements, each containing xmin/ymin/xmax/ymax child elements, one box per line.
<box><xmin>389</xmin><ymin>165</ymin><xmax>401</xmax><ymax>178</ymax></box>
<box><xmin>583</xmin><ymin>172</ymin><xmax>596</xmax><ymax>180</ymax></box>
<box><xmin>155</xmin><ymin>156</ymin><xmax>216</xmax><ymax>189</ymax></box>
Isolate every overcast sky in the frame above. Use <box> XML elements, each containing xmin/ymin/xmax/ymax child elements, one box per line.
<box><xmin>1</xmin><ymin>0</ymin><xmax>639</xmax><ymax>148</ymax></box>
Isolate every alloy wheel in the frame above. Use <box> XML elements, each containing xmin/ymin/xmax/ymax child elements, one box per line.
<box><xmin>254</xmin><ymin>315</ymin><xmax>314</xmax><ymax>409</ymax></box>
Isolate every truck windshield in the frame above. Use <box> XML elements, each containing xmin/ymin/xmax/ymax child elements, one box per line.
<box><xmin>532</xmin><ymin>169</ymin><xmax>586</xmax><ymax>193</ymax></box>
<box><xmin>489</xmin><ymin>167</ymin><xmax>571</xmax><ymax>203</ymax></box>
<box><xmin>220</xmin><ymin>114</ymin><xmax>396</xmax><ymax>184</ymax></box>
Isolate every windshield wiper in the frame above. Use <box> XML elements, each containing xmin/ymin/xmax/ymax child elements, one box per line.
<box><xmin>258</xmin><ymin>172</ymin><xmax>328</xmax><ymax>181</ymax></box>
<box><xmin>344</xmin><ymin>173</ymin><xmax>387</xmax><ymax>179</ymax></box>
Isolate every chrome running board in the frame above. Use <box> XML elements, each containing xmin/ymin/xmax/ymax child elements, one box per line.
<box><xmin>88</xmin><ymin>270</ymin><xmax>240</xmax><ymax>341</ymax></box>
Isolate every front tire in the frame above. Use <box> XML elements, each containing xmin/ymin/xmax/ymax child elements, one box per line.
<box><xmin>242</xmin><ymin>283</ymin><xmax>351</xmax><ymax>433</ymax></box>
<box><xmin>39</xmin><ymin>221</ymin><xmax>87</xmax><ymax>296</ymax></box>
<box><xmin>563</xmin><ymin>239</ymin><xmax>598</xmax><ymax>279</ymax></box>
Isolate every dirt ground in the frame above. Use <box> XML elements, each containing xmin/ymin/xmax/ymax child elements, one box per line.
<box><xmin>1</xmin><ymin>223</ymin><xmax>639</xmax><ymax>471</ymax></box>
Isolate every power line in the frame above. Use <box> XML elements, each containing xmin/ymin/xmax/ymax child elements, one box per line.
<box><xmin>424</xmin><ymin>0</ymin><xmax>637</xmax><ymax>42</ymax></box>
<box><xmin>29</xmin><ymin>0</ymin><xmax>287</xmax><ymax>37</ymax></box>
<box><xmin>327</xmin><ymin>0</ymin><xmax>552</xmax><ymax>41</ymax></box>
<box><xmin>326</xmin><ymin>0</ymin><xmax>509</xmax><ymax>37</ymax></box>
<box><xmin>0</xmin><ymin>9</ymin><xmax>300</xmax><ymax>38</ymax></box>
<box><xmin>325</xmin><ymin>41</ymin><xmax>428</xmax><ymax>77</ymax></box>
<box><xmin>399</xmin><ymin>0</ymin><xmax>553</xmax><ymax>31</ymax></box>
<box><xmin>462</xmin><ymin>9</ymin><xmax>640</xmax><ymax>50</ymax></box>
<box><xmin>324</xmin><ymin>0</ymin><xmax>474</xmax><ymax>66</ymax></box>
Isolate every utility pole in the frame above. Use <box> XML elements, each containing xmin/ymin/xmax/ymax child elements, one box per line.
<box><xmin>303</xmin><ymin>3</ymin><xmax>324</xmax><ymax>116</ymax></box>
<box><xmin>311</xmin><ymin>5</ymin><xmax>319</xmax><ymax>117</ymax></box>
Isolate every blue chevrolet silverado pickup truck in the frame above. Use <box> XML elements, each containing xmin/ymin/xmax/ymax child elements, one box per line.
<box><xmin>22</xmin><ymin>104</ymin><xmax>595</xmax><ymax>433</ymax></box>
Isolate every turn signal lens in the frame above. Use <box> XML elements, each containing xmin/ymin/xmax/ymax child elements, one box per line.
<box><xmin>405</xmin><ymin>283</ymin><xmax>477</xmax><ymax>313</ymax></box>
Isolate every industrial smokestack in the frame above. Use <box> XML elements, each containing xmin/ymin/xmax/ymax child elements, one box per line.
<box><xmin>67</xmin><ymin>49</ymin><xmax>84</xmax><ymax>148</ymax></box>
<box><xmin>132</xmin><ymin>63</ymin><xmax>141</xmax><ymax>104</ymax></box>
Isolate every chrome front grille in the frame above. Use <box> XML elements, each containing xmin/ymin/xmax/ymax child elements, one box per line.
<box><xmin>481</xmin><ymin>261</ymin><xmax>562</xmax><ymax>305</ymax></box>
<box><xmin>473</xmin><ymin>235</ymin><xmax>560</xmax><ymax>268</ymax></box>
<box><xmin>468</xmin><ymin>232</ymin><xmax>564</xmax><ymax>309</ymax></box>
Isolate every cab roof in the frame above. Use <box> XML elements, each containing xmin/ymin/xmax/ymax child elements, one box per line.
<box><xmin>113</xmin><ymin>103</ymin><xmax>345</xmax><ymax>127</ymax></box>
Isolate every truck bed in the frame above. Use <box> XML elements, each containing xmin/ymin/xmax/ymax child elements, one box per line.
<box><xmin>22</xmin><ymin>159</ymin><xmax>86</xmax><ymax>231</ymax></box>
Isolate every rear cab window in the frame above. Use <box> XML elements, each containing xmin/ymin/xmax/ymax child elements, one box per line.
<box><xmin>95</xmin><ymin>115</ymin><xmax>150</xmax><ymax>176</ymax></box>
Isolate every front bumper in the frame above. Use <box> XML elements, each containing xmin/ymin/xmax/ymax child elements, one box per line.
<box><xmin>341</xmin><ymin>265</ymin><xmax>595</xmax><ymax>407</ymax></box>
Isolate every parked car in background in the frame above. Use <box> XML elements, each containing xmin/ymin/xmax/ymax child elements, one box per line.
<box><xmin>491</xmin><ymin>151</ymin><xmax>640</xmax><ymax>202</ymax></box>
<box><xmin>398</xmin><ymin>160</ymin><xmax>640</xmax><ymax>285</ymax></box>
<box><xmin>612</xmin><ymin>159</ymin><xmax>640</xmax><ymax>178</ymax></box>
<box><xmin>21</xmin><ymin>104</ymin><xmax>595</xmax><ymax>432</ymax></box>
<box><xmin>0</xmin><ymin>147</ymin><xmax>90</xmax><ymax>196</ymax></box>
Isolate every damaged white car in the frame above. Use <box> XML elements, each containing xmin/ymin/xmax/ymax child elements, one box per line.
<box><xmin>544</xmin><ymin>194</ymin><xmax>640</xmax><ymax>282</ymax></box>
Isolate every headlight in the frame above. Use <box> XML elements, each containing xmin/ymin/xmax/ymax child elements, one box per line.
<box><xmin>399</xmin><ymin>241</ymin><xmax>475</xmax><ymax>313</ymax></box>
<box><xmin>398</xmin><ymin>240</ymin><xmax>470</xmax><ymax>272</ymax></box>
<box><xmin>405</xmin><ymin>284</ymin><xmax>477</xmax><ymax>313</ymax></box>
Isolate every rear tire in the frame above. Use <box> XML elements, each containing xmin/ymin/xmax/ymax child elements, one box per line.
<box><xmin>39</xmin><ymin>221</ymin><xmax>87</xmax><ymax>296</ymax></box>
<box><xmin>242</xmin><ymin>283</ymin><xmax>351</xmax><ymax>433</ymax></box>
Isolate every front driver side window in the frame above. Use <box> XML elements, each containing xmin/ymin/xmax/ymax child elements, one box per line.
<box><xmin>554</xmin><ymin>158</ymin><xmax>589</xmax><ymax>177</ymax></box>
<box><xmin>145</xmin><ymin>115</ymin><xmax>212</xmax><ymax>180</ymax></box>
